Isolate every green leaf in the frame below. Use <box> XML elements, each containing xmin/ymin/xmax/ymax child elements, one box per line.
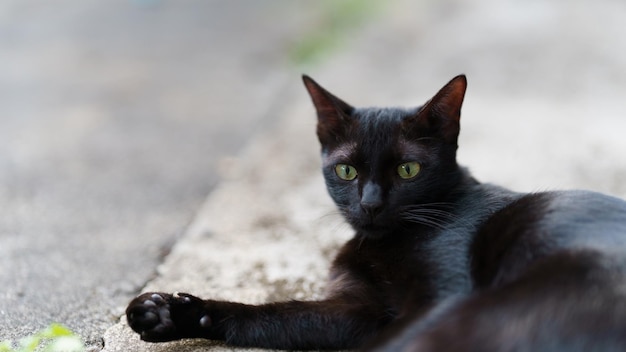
<box><xmin>40</xmin><ymin>324</ymin><xmax>74</xmax><ymax>338</ymax></box>
<box><xmin>2</xmin><ymin>323</ymin><xmax>85</xmax><ymax>352</ymax></box>
<box><xmin>43</xmin><ymin>336</ymin><xmax>84</xmax><ymax>352</ymax></box>
<box><xmin>0</xmin><ymin>340</ymin><xmax>13</xmax><ymax>352</ymax></box>
<box><xmin>17</xmin><ymin>335</ymin><xmax>40</xmax><ymax>352</ymax></box>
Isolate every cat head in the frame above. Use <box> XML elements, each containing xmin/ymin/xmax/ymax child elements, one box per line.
<box><xmin>303</xmin><ymin>75</ymin><xmax>468</xmax><ymax>238</ymax></box>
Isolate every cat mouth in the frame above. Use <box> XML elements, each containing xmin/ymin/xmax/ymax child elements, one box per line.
<box><xmin>356</xmin><ymin>223</ymin><xmax>393</xmax><ymax>238</ymax></box>
<box><xmin>360</xmin><ymin>223</ymin><xmax>385</xmax><ymax>230</ymax></box>
<box><xmin>348</xmin><ymin>211</ymin><xmax>394</xmax><ymax>236</ymax></box>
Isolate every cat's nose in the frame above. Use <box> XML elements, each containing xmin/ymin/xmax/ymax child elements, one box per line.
<box><xmin>361</xmin><ymin>201</ymin><xmax>383</xmax><ymax>218</ymax></box>
<box><xmin>361</xmin><ymin>182</ymin><xmax>383</xmax><ymax>218</ymax></box>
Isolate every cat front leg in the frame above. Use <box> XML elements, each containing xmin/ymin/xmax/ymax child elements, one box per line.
<box><xmin>126</xmin><ymin>291</ymin><xmax>390</xmax><ymax>350</ymax></box>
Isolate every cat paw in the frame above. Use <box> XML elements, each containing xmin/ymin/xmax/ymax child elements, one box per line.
<box><xmin>126</xmin><ymin>292</ymin><xmax>210</xmax><ymax>342</ymax></box>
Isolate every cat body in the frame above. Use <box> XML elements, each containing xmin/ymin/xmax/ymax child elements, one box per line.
<box><xmin>126</xmin><ymin>75</ymin><xmax>626</xmax><ymax>351</ymax></box>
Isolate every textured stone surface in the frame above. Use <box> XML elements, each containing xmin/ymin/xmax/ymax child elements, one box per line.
<box><xmin>0</xmin><ymin>1</ymin><xmax>323</xmax><ymax>349</ymax></box>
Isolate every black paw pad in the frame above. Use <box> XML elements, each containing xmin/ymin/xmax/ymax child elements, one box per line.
<box><xmin>199</xmin><ymin>314</ymin><xmax>211</xmax><ymax>328</ymax></box>
<box><xmin>126</xmin><ymin>292</ymin><xmax>206</xmax><ymax>342</ymax></box>
<box><xmin>126</xmin><ymin>293</ymin><xmax>175</xmax><ymax>341</ymax></box>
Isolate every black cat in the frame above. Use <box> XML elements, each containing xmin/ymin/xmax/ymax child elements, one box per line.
<box><xmin>126</xmin><ymin>75</ymin><xmax>626</xmax><ymax>351</ymax></box>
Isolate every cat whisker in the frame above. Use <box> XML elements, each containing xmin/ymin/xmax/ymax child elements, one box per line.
<box><xmin>316</xmin><ymin>209</ymin><xmax>347</xmax><ymax>222</ymax></box>
<box><xmin>317</xmin><ymin>209</ymin><xmax>346</xmax><ymax>222</ymax></box>
<box><xmin>315</xmin><ymin>210</ymin><xmax>353</xmax><ymax>234</ymax></box>
<box><xmin>398</xmin><ymin>203</ymin><xmax>469</xmax><ymax>230</ymax></box>
<box><xmin>399</xmin><ymin>214</ymin><xmax>450</xmax><ymax>230</ymax></box>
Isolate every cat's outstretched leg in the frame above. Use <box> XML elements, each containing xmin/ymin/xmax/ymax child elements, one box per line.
<box><xmin>126</xmin><ymin>291</ymin><xmax>390</xmax><ymax>350</ymax></box>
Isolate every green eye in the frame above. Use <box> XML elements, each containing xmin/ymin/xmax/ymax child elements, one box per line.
<box><xmin>397</xmin><ymin>162</ymin><xmax>421</xmax><ymax>179</ymax></box>
<box><xmin>335</xmin><ymin>164</ymin><xmax>358</xmax><ymax>181</ymax></box>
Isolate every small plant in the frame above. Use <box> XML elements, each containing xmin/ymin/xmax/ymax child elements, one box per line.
<box><xmin>290</xmin><ymin>0</ymin><xmax>384</xmax><ymax>66</ymax></box>
<box><xmin>0</xmin><ymin>324</ymin><xmax>84</xmax><ymax>352</ymax></box>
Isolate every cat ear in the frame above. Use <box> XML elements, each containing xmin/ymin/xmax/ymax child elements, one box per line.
<box><xmin>409</xmin><ymin>75</ymin><xmax>467</xmax><ymax>145</ymax></box>
<box><xmin>302</xmin><ymin>75</ymin><xmax>354</xmax><ymax>145</ymax></box>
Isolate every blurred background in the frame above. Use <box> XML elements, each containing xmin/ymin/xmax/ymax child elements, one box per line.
<box><xmin>1</xmin><ymin>0</ymin><xmax>625</xmax><ymax>349</ymax></box>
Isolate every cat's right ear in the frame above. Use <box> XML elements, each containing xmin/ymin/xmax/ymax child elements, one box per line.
<box><xmin>302</xmin><ymin>75</ymin><xmax>354</xmax><ymax>146</ymax></box>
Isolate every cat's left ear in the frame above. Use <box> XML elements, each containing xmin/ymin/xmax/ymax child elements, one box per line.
<box><xmin>407</xmin><ymin>75</ymin><xmax>467</xmax><ymax>145</ymax></box>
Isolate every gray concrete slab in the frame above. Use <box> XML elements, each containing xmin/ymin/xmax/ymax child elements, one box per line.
<box><xmin>0</xmin><ymin>1</ymin><xmax>339</xmax><ymax>349</ymax></box>
<box><xmin>102</xmin><ymin>0</ymin><xmax>626</xmax><ymax>351</ymax></box>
